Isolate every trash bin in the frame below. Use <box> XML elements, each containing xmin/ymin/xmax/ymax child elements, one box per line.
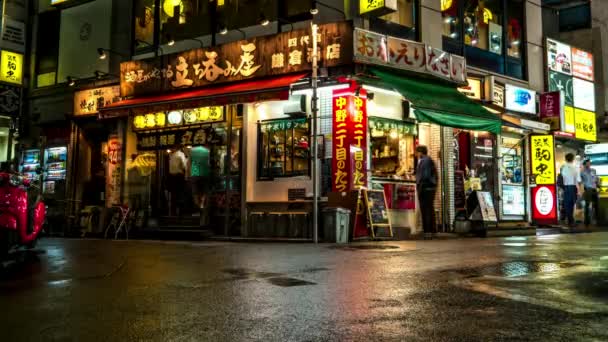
<box><xmin>322</xmin><ymin>207</ymin><xmax>350</xmax><ymax>243</ymax></box>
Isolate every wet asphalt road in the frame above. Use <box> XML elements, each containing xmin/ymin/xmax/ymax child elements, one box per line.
<box><xmin>0</xmin><ymin>233</ymin><xmax>607</xmax><ymax>342</ymax></box>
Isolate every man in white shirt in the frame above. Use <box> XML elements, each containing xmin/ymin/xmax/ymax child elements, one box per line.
<box><xmin>169</xmin><ymin>145</ymin><xmax>187</xmax><ymax>216</ymax></box>
<box><xmin>560</xmin><ymin>153</ymin><xmax>578</xmax><ymax>226</ymax></box>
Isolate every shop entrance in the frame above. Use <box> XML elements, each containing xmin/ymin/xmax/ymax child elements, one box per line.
<box><xmin>130</xmin><ymin>106</ymin><xmax>242</xmax><ymax>235</ymax></box>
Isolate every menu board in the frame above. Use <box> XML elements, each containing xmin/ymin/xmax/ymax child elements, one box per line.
<box><xmin>363</xmin><ymin>189</ymin><xmax>393</xmax><ymax>238</ymax></box>
<box><xmin>454</xmin><ymin>171</ymin><xmax>466</xmax><ymax>210</ymax></box>
<box><xmin>477</xmin><ymin>191</ymin><xmax>498</xmax><ymax>222</ymax></box>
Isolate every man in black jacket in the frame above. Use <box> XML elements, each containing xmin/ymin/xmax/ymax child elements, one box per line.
<box><xmin>416</xmin><ymin>145</ymin><xmax>438</xmax><ymax>239</ymax></box>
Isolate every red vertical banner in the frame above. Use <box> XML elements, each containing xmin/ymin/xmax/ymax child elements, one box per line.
<box><xmin>332</xmin><ymin>93</ymin><xmax>351</xmax><ymax>192</ymax></box>
<box><xmin>332</xmin><ymin>88</ymin><xmax>368</xmax><ymax>192</ymax></box>
<box><xmin>351</xmin><ymin>95</ymin><xmax>368</xmax><ymax>189</ymax></box>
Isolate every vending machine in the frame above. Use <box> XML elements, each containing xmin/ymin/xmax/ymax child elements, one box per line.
<box><xmin>20</xmin><ymin>149</ymin><xmax>41</xmax><ymax>180</ymax></box>
<box><xmin>43</xmin><ymin>146</ymin><xmax>68</xmax><ymax>196</ymax></box>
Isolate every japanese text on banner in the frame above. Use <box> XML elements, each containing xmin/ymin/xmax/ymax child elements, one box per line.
<box><xmin>332</xmin><ymin>95</ymin><xmax>350</xmax><ymax>192</ymax></box>
<box><xmin>351</xmin><ymin>96</ymin><xmax>367</xmax><ymax>189</ymax></box>
<box><xmin>530</xmin><ymin>135</ymin><xmax>555</xmax><ymax>185</ymax></box>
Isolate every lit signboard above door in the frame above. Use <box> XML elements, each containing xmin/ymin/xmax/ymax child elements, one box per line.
<box><xmin>359</xmin><ymin>0</ymin><xmax>397</xmax><ymax>16</ymax></box>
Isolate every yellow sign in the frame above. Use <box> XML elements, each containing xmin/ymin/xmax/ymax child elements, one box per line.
<box><xmin>360</xmin><ymin>0</ymin><xmax>384</xmax><ymax>14</ymax></box>
<box><xmin>531</xmin><ymin>135</ymin><xmax>555</xmax><ymax>185</ymax></box>
<box><xmin>483</xmin><ymin>8</ymin><xmax>493</xmax><ymax>24</ymax></box>
<box><xmin>133</xmin><ymin>106</ymin><xmax>224</xmax><ymax>130</ymax></box>
<box><xmin>0</xmin><ymin>50</ymin><xmax>23</xmax><ymax>85</ymax></box>
<box><xmin>574</xmin><ymin>108</ymin><xmax>597</xmax><ymax>141</ymax></box>
<box><xmin>441</xmin><ymin>0</ymin><xmax>453</xmax><ymax>11</ymax></box>
<box><xmin>564</xmin><ymin>105</ymin><xmax>575</xmax><ymax>133</ymax></box>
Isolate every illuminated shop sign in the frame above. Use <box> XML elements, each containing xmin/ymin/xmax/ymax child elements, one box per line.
<box><xmin>572</xmin><ymin>77</ymin><xmax>595</xmax><ymax>112</ymax></box>
<box><xmin>530</xmin><ymin>135</ymin><xmax>555</xmax><ymax>185</ymax></box>
<box><xmin>574</xmin><ymin>108</ymin><xmax>596</xmax><ymax>142</ymax></box>
<box><xmin>133</xmin><ymin>106</ymin><xmax>224</xmax><ymax>130</ymax></box>
<box><xmin>354</xmin><ymin>28</ymin><xmax>467</xmax><ymax>83</ymax></box>
<box><xmin>572</xmin><ymin>47</ymin><xmax>594</xmax><ymax>81</ymax></box>
<box><xmin>539</xmin><ymin>91</ymin><xmax>563</xmax><ymax>131</ymax></box>
<box><xmin>457</xmin><ymin>78</ymin><xmax>482</xmax><ymax>100</ymax></box>
<box><xmin>332</xmin><ymin>89</ymin><xmax>368</xmax><ymax>192</ymax></box>
<box><xmin>74</xmin><ymin>86</ymin><xmax>121</xmax><ymax>116</ymax></box>
<box><xmin>532</xmin><ymin>185</ymin><xmax>557</xmax><ymax>224</ymax></box>
<box><xmin>547</xmin><ymin>38</ymin><xmax>572</xmax><ymax>75</ymax></box>
<box><xmin>505</xmin><ymin>84</ymin><xmax>536</xmax><ymax>115</ymax></box>
<box><xmin>359</xmin><ymin>0</ymin><xmax>397</xmax><ymax>16</ymax></box>
<box><xmin>0</xmin><ymin>50</ymin><xmax>23</xmax><ymax>85</ymax></box>
<box><xmin>121</xmin><ymin>22</ymin><xmax>352</xmax><ymax>97</ymax></box>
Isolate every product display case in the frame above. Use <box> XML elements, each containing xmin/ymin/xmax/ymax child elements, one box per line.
<box><xmin>20</xmin><ymin>149</ymin><xmax>41</xmax><ymax>180</ymax></box>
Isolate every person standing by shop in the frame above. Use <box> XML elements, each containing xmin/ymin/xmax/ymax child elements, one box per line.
<box><xmin>169</xmin><ymin>145</ymin><xmax>188</xmax><ymax>216</ymax></box>
<box><xmin>560</xmin><ymin>153</ymin><xmax>579</xmax><ymax>227</ymax></box>
<box><xmin>416</xmin><ymin>145</ymin><xmax>438</xmax><ymax>239</ymax></box>
<box><xmin>579</xmin><ymin>159</ymin><xmax>599</xmax><ymax>227</ymax></box>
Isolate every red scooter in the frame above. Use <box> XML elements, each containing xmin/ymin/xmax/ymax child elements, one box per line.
<box><xmin>0</xmin><ymin>172</ymin><xmax>45</xmax><ymax>257</ymax></box>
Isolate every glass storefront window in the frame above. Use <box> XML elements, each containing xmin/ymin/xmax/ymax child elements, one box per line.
<box><xmin>379</xmin><ymin>0</ymin><xmax>415</xmax><ymax>28</ymax></box>
<box><xmin>464</xmin><ymin>0</ymin><xmax>503</xmax><ymax>54</ymax></box>
<box><xmin>442</xmin><ymin>0</ymin><xmax>460</xmax><ymax>40</ymax></box>
<box><xmin>506</xmin><ymin>0</ymin><xmax>524</xmax><ymax>58</ymax></box>
<box><xmin>456</xmin><ymin>130</ymin><xmax>496</xmax><ymax>193</ymax></box>
<box><xmin>470</xmin><ymin>131</ymin><xmax>495</xmax><ymax>191</ymax></box>
<box><xmin>258</xmin><ymin>118</ymin><xmax>310</xmax><ymax>179</ymax></box>
<box><xmin>500</xmin><ymin>136</ymin><xmax>523</xmax><ymax>184</ymax></box>
<box><xmin>371</xmin><ymin>0</ymin><xmax>418</xmax><ymax>40</ymax></box>
<box><xmin>369</xmin><ymin>118</ymin><xmax>417</xmax><ymax>181</ymax></box>
<box><xmin>134</xmin><ymin>0</ymin><xmax>156</xmax><ymax>50</ymax></box>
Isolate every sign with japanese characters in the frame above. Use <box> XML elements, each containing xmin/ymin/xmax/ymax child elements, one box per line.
<box><xmin>539</xmin><ymin>91</ymin><xmax>563</xmax><ymax>130</ymax></box>
<box><xmin>530</xmin><ymin>135</ymin><xmax>555</xmax><ymax>185</ymax></box>
<box><xmin>136</xmin><ymin>126</ymin><xmax>211</xmax><ymax>150</ymax></box>
<box><xmin>532</xmin><ymin>185</ymin><xmax>557</xmax><ymax>224</ymax></box>
<box><xmin>505</xmin><ymin>84</ymin><xmax>536</xmax><ymax>115</ymax></box>
<box><xmin>121</xmin><ymin>22</ymin><xmax>352</xmax><ymax>97</ymax></box>
<box><xmin>0</xmin><ymin>50</ymin><xmax>22</xmax><ymax>85</ymax></box>
<box><xmin>106</xmin><ymin>135</ymin><xmax>122</xmax><ymax>207</ymax></box>
<box><xmin>457</xmin><ymin>78</ymin><xmax>482</xmax><ymax>100</ymax></box>
<box><xmin>74</xmin><ymin>86</ymin><xmax>121</xmax><ymax>116</ymax></box>
<box><xmin>359</xmin><ymin>0</ymin><xmax>397</xmax><ymax>16</ymax></box>
<box><xmin>426</xmin><ymin>46</ymin><xmax>451</xmax><ymax>81</ymax></box>
<box><xmin>132</xmin><ymin>106</ymin><xmax>225</xmax><ymax>131</ymax></box>
<box><xmin>572</xmin><ymin>47</ymin><xmax>594</xmax><ymax>81</ymax></box>
<box><xmin>354</xmin><ymin>28</ymin><xmax>466</xmax><ymax>84</ymax></box>
<box><xmin>0</xmin><ymin>83</ymin><xmax>20</xmax><ymax>116</ymax></box>
<box><xmin>547</xmin><ymin>38</ymin><xmax>572</xmax><ymax>75</ymax></box>
<box><xmin>0</xmin><ymin>16</ymin><xmax>26</xmax><ymax>54</ymax></box>
<box><xmin>332</xmin><ymin>89</ymin><xmax>368</xmax><ymax>192</ymax></box>
<box><xmin>387</xmin><ymin>36</ymin><xmax>425</xmax><ymax>73</ymax></box>
<box><xmin>353</xmin><ymin>28</ymin><xmax>387</xmax><ymax>65</ymax></box>
<box><xmin>574</xmin><ymin>108</ymin><xmax>596</xmax><ymax>142</ymax></box>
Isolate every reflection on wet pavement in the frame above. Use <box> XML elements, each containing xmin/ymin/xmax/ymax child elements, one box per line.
<box><xmin>0</xmin><ymin>233</ymin><xmax>607</xmax><ymax>341</ymax></box>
